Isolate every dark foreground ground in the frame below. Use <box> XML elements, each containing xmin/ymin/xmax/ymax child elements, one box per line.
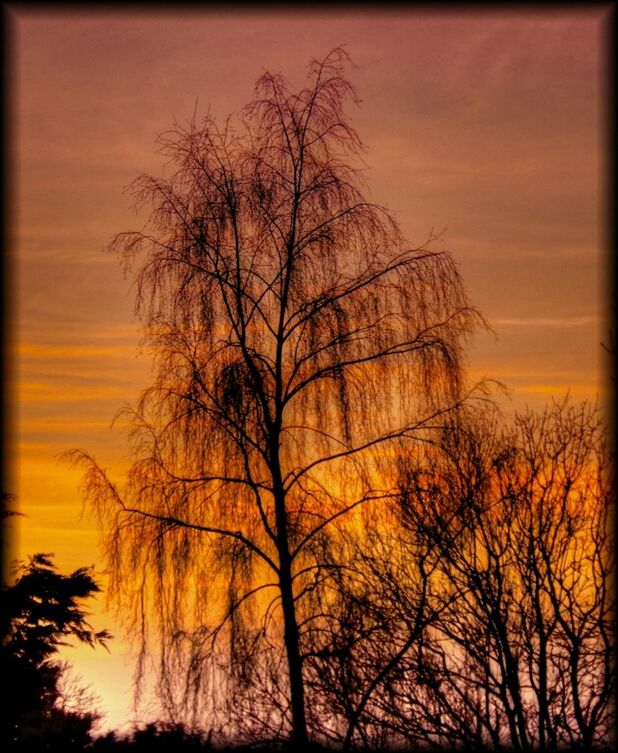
<box><xmin>86</xmin><ymin>728</ymin><xmax>615</xmax><ymax>753</ymax></box>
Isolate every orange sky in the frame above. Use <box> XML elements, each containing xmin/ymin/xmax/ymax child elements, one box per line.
<box><xmin>7</xmin><ymin>5</ymin><xmax>612</xmax><ymax>734</ymax></box>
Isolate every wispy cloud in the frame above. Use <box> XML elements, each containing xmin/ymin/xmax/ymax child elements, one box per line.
<box><xmin>17</xmin><ymin>343</ymin><xmax>122</xmax><ymax>359</ymax></box>
<box><xmin>19</xmin><ymin>382</ymin><xmax>128</xmax><ymax>403</ymax></box>
<box><xmin>492</xmin><ymin>316</ymin><xmax>598</xmax><ymax>328</ymax></box>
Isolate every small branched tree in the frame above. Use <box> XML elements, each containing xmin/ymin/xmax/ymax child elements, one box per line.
<box><xmin>71</xmin><ymin>48</ymin><xmax>482</xmax><ymax>748</ymax></box>
<box><xmin>328</xmin><ymin>399</ymin><xmax>613</xmax><ymax>751</ymax></box>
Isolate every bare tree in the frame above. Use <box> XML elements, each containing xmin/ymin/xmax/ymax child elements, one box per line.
<box><xmin>331</xmin><ymin>399</ymin><xmax>613</xmax><ymax>751</ymax></box>
<box><xmin>71</xmin><ymin>49</ymin><xmax>480</xmax><ymax>748</ymax></box>
<box><xmin>301</xmin><ymin>519</ymin><xmax>444</xmax><ymax>750</ymax></box>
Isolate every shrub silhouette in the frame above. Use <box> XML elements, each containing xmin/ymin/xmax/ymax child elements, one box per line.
<box><xmin>0</xmin><ymin>553</ymin><xmax>110</xmax><ymax>751</ymax></box>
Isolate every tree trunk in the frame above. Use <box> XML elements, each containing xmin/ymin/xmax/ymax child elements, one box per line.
<box><xmin>272</xmin><ymin>470</ymin><xmax>309</xmax><ymax>748</ymax></box>
<box><xmin>278</xmin><ymin>542</ymin><xmax>309</xmax><ymax>749</ymax></box>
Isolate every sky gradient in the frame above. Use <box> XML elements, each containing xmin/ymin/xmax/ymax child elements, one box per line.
<box><xmin>8</xmin><ymin>5</ymin><xmax>611</xmax><ymax>733</ymax></box>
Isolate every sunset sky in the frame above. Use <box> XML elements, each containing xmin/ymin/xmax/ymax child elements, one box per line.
<box><xmin>8</xmin><ymin>5</ymin><xmax>611</xmax><ymax>733</ymax></box>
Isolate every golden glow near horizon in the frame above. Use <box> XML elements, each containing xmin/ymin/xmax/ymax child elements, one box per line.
<box><xmin>9</xmin><ymin>6</ymin><xmax>610</xmax><ymax>734</ymax></box>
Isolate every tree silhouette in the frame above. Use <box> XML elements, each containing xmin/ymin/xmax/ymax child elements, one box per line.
<box><xmin>71</xmin><ymin>48</ymin><xmax>481</xmax><ymax>748</ymax></box>
<box><xmin>0</xmin><ymin>553</ymin><xmax>110</xmax><ymax>751</ymax></box>
<box><xmin>316</xmin><ymin>399</ymin><xmax>613</xmax><ymax>751</ymax></box>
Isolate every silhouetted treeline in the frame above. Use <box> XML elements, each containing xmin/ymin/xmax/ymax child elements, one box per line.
<box><xmin>2</xmin><ymin>398</ymin><xmax>613</xmax><ymax>751</ymax></box>
<box><xmin>91</xmin><ymin>722</ymin><xmax>210</xmax><ymax>751</ymax></box>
